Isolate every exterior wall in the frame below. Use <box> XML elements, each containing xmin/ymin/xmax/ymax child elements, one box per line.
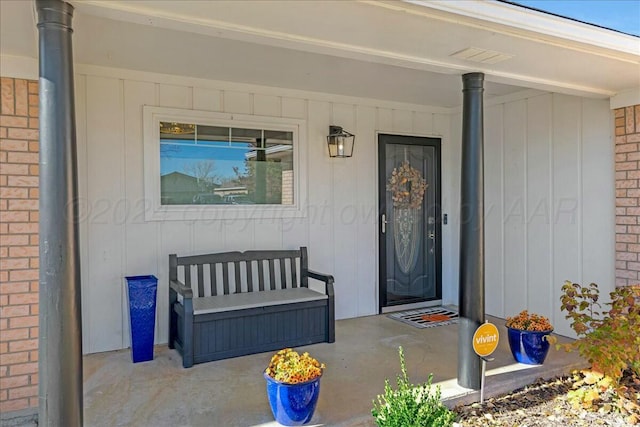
<box><xmin>74</xmin><ymin>67</ymin><xmax>452</xmax><ymax>354</ymax></box>
<box><xmin>0</xmin><ymin>77</ymin><xmax>39</xmax><ymax>413</ymax></box>
<box><xmin>614</xmin><ymin>104</ymin><xmax>640</xmax><ymax>286</ymax></box>
<box><xmin>449</xmin><ymin>93</ymin><xmax>614</xmax><ymax>338</ymax></box>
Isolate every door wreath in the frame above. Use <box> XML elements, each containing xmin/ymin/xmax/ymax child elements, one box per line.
<box><xmin>386</xmin><ymin>161</ymin><xmax>428</xmax><ymax>275</ymax></box>
<box><xmin>386</xmin><ymin>161</ymin><xmax>428</xmax><ymax>209</ymax></box>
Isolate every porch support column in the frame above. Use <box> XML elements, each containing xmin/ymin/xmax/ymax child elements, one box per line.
<box><xmin>457</xmin><ymin>72</ymin><xmax>485</xmax><ymax>390</ymax></box>
<box><xmin>36</xmin><ymin>1</ymin><xmax>83</xmax><ymax>426</ymax></box>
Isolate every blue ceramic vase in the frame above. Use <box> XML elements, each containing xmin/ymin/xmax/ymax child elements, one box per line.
<box><xmin>264</xmin><ymin>372</ymin><xmax>321</xmax><ymax>426</ymax></box>
<box><xmin>507</xmin><ymin>327</ymin><xmax>552</xmax><ymax>365</ymax></box>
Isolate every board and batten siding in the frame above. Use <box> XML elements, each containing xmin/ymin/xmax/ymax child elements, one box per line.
<box><xmin>448</xmin><ymin>93</ymin><xmax>614</xmax><ymax>337</ymax></box>
<box><xmin>75</xmin><ymin>66</ymin><xmax>612</xmax><ymax>353</ymax></box>
<box><xmin>75</xmin><ymin>71</ymin><xmax>452</xmax><ymax>354</ymax></box>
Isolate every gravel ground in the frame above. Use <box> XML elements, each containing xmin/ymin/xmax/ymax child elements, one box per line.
<box><xmin>453</xmin><ymin>371</ymin><xmax>640</xmax><ymax>427</ymax></box>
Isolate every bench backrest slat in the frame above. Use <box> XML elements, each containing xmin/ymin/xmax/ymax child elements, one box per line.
<box><xmin>268</xmin><ymin>259</ymin><xmax>276</xmax><ymax>290</ymax></box>
<box><xmin>257</xmin><ymin>260</ymin><xmax>265</xmax><ymax>291</ymax></box>
<box><xmin>210</xmin><ymin>263</ymin><xmax>217</xmax><ymax>296</ymax></box>
<box><xmin>234</xmin><ymin>262</ymin><xmax>242</xmax><ymax>294</ymax></box>
<box><xmin>290</xmin><ymin>258</ymin><xmax>297</xmax><ymax>288</ymax></box>
<box><xmin>197</xmin><ymin>264</ymin><xmax>205</xmax><ymax>297</ymax></box>
<box><xmin>279</xmin><ymin>259</ymin><xmax>287</xmax><ymax>289</ymax></box>
<box><xmin>170</xmin><ymin>247</ymin><xmax>307</xmax><ymax>297</ymax></box>
<box><xmin>222</xmin><ymin>262</ymin><xmax>230</xmax><ymax>295</ymax></box>
<box><xmin>185</xmin><ymin>265</ymin><xmax>192</xmax><ymax>290</ymax></box>
<box><xmin>246</xmin><ymin>261</ymin><xmax>254</xmax><ymax>292</ymax></box>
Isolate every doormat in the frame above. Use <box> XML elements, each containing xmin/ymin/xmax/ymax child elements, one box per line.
<box><xmin>387</xmin><ymin>307</ymin><xmax>458</xmax><ymax>329</ymax></box>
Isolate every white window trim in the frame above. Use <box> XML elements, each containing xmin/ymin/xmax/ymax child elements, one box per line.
<box><xmin>143</xmin><ymin>106</ymin><xmax>307</xmax><ymax>221</ymax></box>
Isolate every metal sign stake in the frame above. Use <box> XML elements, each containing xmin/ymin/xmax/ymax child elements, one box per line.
<box><xmin>480</xmin><ymin>357</ymin><xmax>486</xmax><ymax>404</ymax></box>
<box><xmin>480</xmin><ymin>356</ymin><xmax>494</xmax><ymax>404</ymax></box>
<box><xmin>472</xmin><ymin>321</ymin><xmax>499</xmax><ymax>405</ymax></box>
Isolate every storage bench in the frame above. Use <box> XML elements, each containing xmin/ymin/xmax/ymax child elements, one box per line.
<box><xmin>168</xmin><ymin>247</ymin><xmax>335</xmax><ymax>368</ymax></box>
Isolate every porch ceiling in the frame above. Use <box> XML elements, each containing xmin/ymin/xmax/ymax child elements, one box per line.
<box><xmin>2</xmin><ymin>0</ymin><xmax>639</xmax><ymax>107</ymax></box>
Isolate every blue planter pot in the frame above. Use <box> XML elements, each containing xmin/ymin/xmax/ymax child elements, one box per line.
<box><xmin>264</xmin><ymin>372</ymin><xmax>321</xmax><ymax>426</ymax></box>
<box><xmin>507</xmin><ymin>327</ymin><xmax>552</xmax><ymax>365</ymax></box>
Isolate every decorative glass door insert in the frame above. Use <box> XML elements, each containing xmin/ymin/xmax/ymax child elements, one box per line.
<box><xmin>378</xmin><ymin>134</ymin><xmax>441</xmax><ymax>309</ymax></box>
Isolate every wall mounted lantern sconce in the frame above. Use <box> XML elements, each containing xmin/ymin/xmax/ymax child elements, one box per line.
<box><xmin>326</xmin><ymin>125</ymin><xmax>355</xmax><ymax>158</ymax></box>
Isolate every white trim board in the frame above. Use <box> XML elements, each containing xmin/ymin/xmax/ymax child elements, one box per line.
<box><xmin>0</xmin><ymin>55</ymin><xmax>38</xmax><ymax>80</ymax></box>
<box><xmin>610</xmin><ymin>88</ymin><xmax>640</xmax><ymax>110</ymax></box>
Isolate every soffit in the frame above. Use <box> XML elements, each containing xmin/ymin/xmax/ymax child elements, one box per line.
<box><xmin>2</xmin><ymin>0</ymin><xmax>639</xmax><ymax>107</ymax></box>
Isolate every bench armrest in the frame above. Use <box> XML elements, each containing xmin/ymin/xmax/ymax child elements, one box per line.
<box><xmin>170</xmin><ymin>279</ymin><xmax>193</xmax><ymax>298</ymax></box>
<box><xmin>306</xmin><ymin>269</ymin><xmax>335</xmax><ymax>296</ymax></box>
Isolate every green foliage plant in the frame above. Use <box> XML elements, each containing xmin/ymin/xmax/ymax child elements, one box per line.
<box><xmin>559</xmin><ymin>281</ymin><xmax>640</xmax><ymax>383</ymax></box>
<box><xmin>558</xmin><ymin>281</ymin><xmax>640</xmax><ymax>419</ymax></box>
<box><xmin>372</xmin><ymin>346</ymin><xmax>455</xmax><ymax>427</ymax></box>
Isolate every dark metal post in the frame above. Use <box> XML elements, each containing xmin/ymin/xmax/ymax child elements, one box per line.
<box><xmin>458</xmin><ymin>72</ymin><xmax>485</xmax><ymax>390</ymax></box>
<box><xmin>36</xmin><ymin>1</ymin><xmax>82</xmax><ymax>425</ymax></box>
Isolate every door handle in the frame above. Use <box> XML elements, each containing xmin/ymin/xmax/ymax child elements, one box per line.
<box><xmin>381</xmin><ymin>214</ymin><xmax>388</xmax><ymax>234</ymax></box>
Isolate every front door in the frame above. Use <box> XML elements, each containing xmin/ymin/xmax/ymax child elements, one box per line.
<box><xmin>378</xmin><ymin>134</ymin><xmax>442</xmax><ymax>311</ymax></box>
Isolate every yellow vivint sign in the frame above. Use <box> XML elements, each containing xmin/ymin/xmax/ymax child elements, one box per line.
<box><xmin>472</xmin><ymin>322</ymin><xmax>499</xmax><ymax>357</ymax></box>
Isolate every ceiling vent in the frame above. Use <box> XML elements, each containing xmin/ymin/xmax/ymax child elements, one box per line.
<box><xmin>450</xmin><ymin>47</ymin><xmax>513</xmax><ymax>64</ymax></box>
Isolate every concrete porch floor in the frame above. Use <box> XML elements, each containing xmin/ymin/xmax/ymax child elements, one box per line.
<box><xmin>83</xmin><ymin>314</ymin><xmax>584</xmax><ymax>427</ymax></box>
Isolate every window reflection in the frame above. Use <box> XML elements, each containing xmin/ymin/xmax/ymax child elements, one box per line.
<box><xmin>159</xmin><ymin>122</ymin><xmax>294</xmax><ymax>206</ymax></box>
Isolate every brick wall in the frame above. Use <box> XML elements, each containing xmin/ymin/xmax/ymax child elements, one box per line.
<box><xmin>615</xmin><ymin>104</ymin><xmax>640</xmax><ymax>287</ymax></box>
<box><xmin>0</xmin><ymin>77</ymin><xmax>39</xmax><ymax>414</ymax></box>
<box><xmin>281</xmin><ymin>170</ymin><xmax>293</xmax><ymax>205</ymax></box>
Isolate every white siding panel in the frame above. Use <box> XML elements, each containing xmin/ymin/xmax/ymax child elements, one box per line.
<box><xmin>526</xmin><ymin>94</ymin><xmax>552</xmax><ymax>316</ymax></box>
<box><xmin>356</xmin><ymin>105</ymin><xmax>378</xmax><ymax>316</ymax></box>
<box><xmin>85</xmin><ymin>76</ymin><xmax>125</xmax><ymax>353</ymax></box>
<box><xmin>157</xmin><ymin>222</ymin><xmax>192</xmax><ymax>343</ymax></box>
<box><xmin>503</xmin><ymin>100</ymin><xmax>527</xmax><ymax>313</ymax></box>
<box><xmin>581</xmin><ymin>99</ymin><xmax>615</xmax><ymax>300</ymax></box>
<box><xmin>253</xmin><ymin>94</ymin><xmax>281</xmax><ymax>117</ymax></box>
<box><xmin>253</xmin><ymin>219</ymin><xmax>283</xmax><ymax>249</ymax></box>
<box><xmin>392</xmin><ymin>109</ymin><xmax>413</xmax><ymax>134</ymax></box>
<box><xmin>159</xmin><ymin>84</ymin><xmax>192</xmax><ymax>109</ymax></box>
<box><xmin>282</xmin><ymin>218</ymin><xmax>309</xmax><ymax>249</ymax></box>
<box><xmin>433</xmin><ymin>113</ymin><xmax>448</xmax><ymax>137</ymax></box>
<box><xmin>192</xmin><ymin>87</ymin><xmax>222</xmax><ymax>112</ymax></box>
<box><xmin>377</xmin><ymin>108</ymin><xmax>392</xmax><ymax>132</ymax></box>
<box><xmin>412</xmin><ymin>111</ymin><xmax>434</xmax><ymax>136</ymax></box>
<box><xmin>223</xmin><ymin>90</ymin><xmax>252</xmax><ymax>114</ymax></box>
<box><xmin>442</xmin><ymin>112</ymin><xmax>459</xmax><ymax>306</ymax></box>
<box><xmin>482</xmin><ymin>93</ymin><xmax>612</xmax><ymax>339</ymax></box>
<box><xmin>552</xmin><ymin>95</ymin><xmax>582</xmax><ymax>337</ymax></box>
<box><xmin>122</xmin><ymin>80</ymin><xmax>159</xmax><ymax>348</ymax></box>
<box><xmin>484</xmin><ymin>104</ymin><xmax>504</xmax><ymax>317</ymax></box>
<box><xmin>223</xmin><ymin>220</ymin><xmax>255</xmax><ymax>251</ymax></box>
<box><xmin>332</xmin><ymin>103</ymin><xmax>358</xmax><ymax>318</ymax></box>
<box><xmin>282</xmin><ymin>97</ymin><xmax>306</xmax><ymax>119</ymax></box>
<box><xmin>193</xmin><ymin>221</ymin><xmax>226</xmax><ymax>254</ymax></box>
<box><xmin>307</xmin><ymin>100</ymin><xmax>334</xmax><ymax>279</ymax></box>
<box><xmin>122</xmin><ymin>80</ymin><xmax>158</xmax><ymax>274</ymax></box>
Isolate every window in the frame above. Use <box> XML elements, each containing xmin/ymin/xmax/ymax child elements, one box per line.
<box><xmin>144</xmin><ymin>107</ymin><xmax>306</xmax><ymax>220</ymax></box>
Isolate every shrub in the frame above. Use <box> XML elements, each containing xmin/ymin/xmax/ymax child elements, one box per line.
<box><xmin>559</xmin><ymin>282</ymin><xmax>640</xmax><ymax>419</ymax></box>
<box><xmin>559</xmin><ymin>281</ymin><xmax>640</xmax><ymax>383</ymax></box>
<box><xmin>372</xmin><ymin>346</ymin><xmax>455</xmax><ymax>427</ymax></box>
